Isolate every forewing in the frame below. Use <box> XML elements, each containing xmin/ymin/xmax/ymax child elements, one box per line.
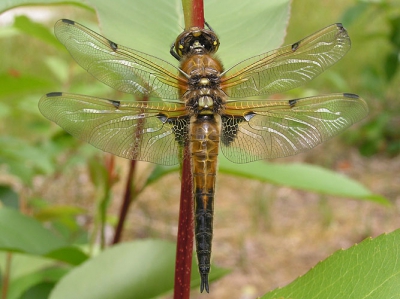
<box><xmin>221</xmin><ymin>24</ymin><xmax>351</xmax><ymax>98</ymax></box>
<box><xmin>55</xmin><ymin>19</ymin><xmax>183</xmax><ymax>99</ymax></box>
<box><xmin>39</xmin><ymin>92</ymin><xmax>189</xmax><ymax>165</ymax></box>
<box><xmin>221</xmin><ymin>93</ymin><xmax>368</xmax><ymax>163</ymax></box>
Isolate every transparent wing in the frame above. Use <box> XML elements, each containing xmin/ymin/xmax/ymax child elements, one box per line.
<box><xmin>220</xmin><ymin>93</ymin><xmax>368</xmax><ymax>163</ymax></box>
<box><xmin>39</xmin><ymin>92</ymin><xmax>189</xmax><ymax>165</ymax></box>
<box><xmin>55</xmin><ymin>19</ymin><xmax>183</xmax><ymax>99</ymax></box>
<box><xmin>221</xmin><ymin>24</ymin><xmax>351</xmax><ymax>98</ymax></box>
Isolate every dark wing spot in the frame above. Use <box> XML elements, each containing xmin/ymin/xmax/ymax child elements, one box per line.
<box><xmin>108</xmin><ymin>99</ymin><xmax>120</xmax><ymax>108</ymax></box>
<box><xmin>343</xmin><ymin>93</ymin><xmax>359</xmax><ymax>99</ymax></box>
<box><xmin>243</xmin><ymin>112</ymin><xmax>256</xmax><ymax>121</ymax></box>
<box><xmin>289</xmin><ymin>99</ymin><xmax>297</xmax><ymax>107</ymax></box>
<box><xmin>336</xmin><ymin>23</ymin><xmax>344</xmax><ymax>31</ymax></box>
<box><xmin>156</xmin><ymin>113</ymin><xmax>168</xmax><ymax>123</ymax></box>
<box><xmin>47</xmin><ymin>92</ymin><xmax>62</xmax><ymax>97</ymax></box>
<box><xmin>291</xmin><ymin>41</ymin><xmax>300</xmax><ymax>51</ymax></box>
<box><xmin>61</xmin><ymin>19</ymin><xmax>74</xmax><ymax>25</ymax></box>
<box><xmin>108</xmin><ymin>40</ymin><xmax>118</xmax><ymax>51</ymax></box>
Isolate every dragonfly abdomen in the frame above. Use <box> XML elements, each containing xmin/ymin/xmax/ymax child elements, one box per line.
<box><xmin>190</xmin><ymin>114</ymin><xmax>221</xmax><ymax>293</ymax></box>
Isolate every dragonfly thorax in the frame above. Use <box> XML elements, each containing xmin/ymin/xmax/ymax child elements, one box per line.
<box><xmin>180</xmin><ymin>53</ymin><xmax>226</xmax><ymax>115</ymax></box>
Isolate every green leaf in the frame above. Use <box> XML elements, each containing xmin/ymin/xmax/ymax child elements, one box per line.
<box><xmin>262</xmin><ymin>229</ymin><xmax>400</xmax><ymax>299</ymax></box>
<box><xmin>219</xmin><ymin>155</ymin><xmax>388</xmax><ymax>204</ymax></box>
<box><xmin>49</xmin><ymin>240</ymin><xmax>229</xmax><ymax>299</ymax></box>
<box><xmin>20</xmin><ymin>282</ymin><xmax>55</xmax><ymax>299</ymax></box>
<box><xmin>3</xmin><ymin>0</ymin><xmax>290</xmax><ymax>67</ymax></box>
<box><xmin>34</xmin><ymin>205</ymin><xmax>86</xmax><ymax>223</ymax></box>
<box><xmin>13</xmin><ymin>15</ymin><xmax>62</xmax><ymax>49</ymax></box>
<box><xmin>389</xmin><ymin>16</ymin><xmax>400</xmax><ymax>49</ymax></box>
<box><xmin>0</xmin><ymin>73</ymin><xmax>54</xmax><ymax>97</ymax></box>
<box><xmin>0</xmin><ymin>208</ymin><xmax>66</xmax><ymax>255</ymax></box>
<box><xmin>384</xmin><ymin>50</ymin><xmax>399</xmax><ymax>82</ymax></box>
<box><xmin>45</xmin><ymin>246</ymin><xmax>89</xmax><ymax>265</ymax></box>
<box><xmin>0</xmin><ymin>0</ymin><xmax>91</xmax><ymax>14</ymax></box>
<box><xmin>0</xmin><ymin>136</ymin><xmax>55</xmax><ymax>184</ymax></box>
<box><xmin>6</xmin><ymin>265</ymin><xmax>68</xmax><ymax>299</ymax></box>
<box><xmin>144</xmin><ymin>164</ymin><xmax>179</xmax><ymax>187</ymax></box>
<box><xmin>0</xmin><ymin>184</ymin><xmax>19</xmax><ymax>209</ymax></box>
<box><xmin>87</xmin><ymin>155</ymin><xmax>109</xmax><ymax>188</ymax></box>
<box><xmin>86</xmin><ymin>0</ymin><xmax>290</xmax><ymax>66</ymax></box>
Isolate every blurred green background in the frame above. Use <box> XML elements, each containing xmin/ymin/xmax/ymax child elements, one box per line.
<box><xmin>1</xmin><ymin>0</ymin><xmax>400</xmax><ymax>298</ymax></box>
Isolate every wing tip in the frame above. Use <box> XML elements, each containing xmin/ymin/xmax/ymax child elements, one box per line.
<box><xmin>343</xmin><ymin>93</ymin><xmax>359</xmax><ymax>99</ymax></box>
<box><xmin>46</xmin><ymin>92</ymin><xmax>63</xmax><ymax>97</ymax></box>
<box><xmin>60</xmin><ymin>19</ymin><xmax>74</xmax><ymax>25</ymax></box>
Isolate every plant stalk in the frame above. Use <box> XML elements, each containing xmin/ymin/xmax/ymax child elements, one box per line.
<box><xmin>173</xmin><ymin>0</ymin><xmax>204</xmax><ymax>297</ymax></box>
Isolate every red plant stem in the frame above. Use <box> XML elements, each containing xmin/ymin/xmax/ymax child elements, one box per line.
<box><xmin>191</xmin><ymin>0</ymin><xmax>204</xmax><ymax>28</ymax></box>
<box><xmin>1</xmin><ymin>252</ymin><xmax>12</xmax><ymax>299</ymax></box>
<box><xmin>173</xmin><ymin>146</ymin><xmax>194</xmax><ymax>298</ymax></box>
<box><xmin>113</xmin><ymin>95</ymin><xmax>147</xmax><ymax>244</ymax></box>
<box><xmin>182</xmin><ymin>0</ymin><xmax>204</xmax><ymax>29</ymax></box>
<box><xmin>173</xmin><ymin>1</ymin><xmax>204</xmax><ymax>297</ymax></box>
<box><xmin>112</xmin><ymin>159</ymin><xmax>137</xmax><ymax>244</ymax></box>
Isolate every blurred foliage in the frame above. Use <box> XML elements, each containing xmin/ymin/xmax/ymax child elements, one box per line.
<box><xmin>0</xmin><ymin>0</ymin><xmax>395</xmax><ymax>298</ymax></box>
<box><xmin>342</xmin><ymin>0</ymin><xmax>400</xmax><ymax>156</ymax></box>
<box><xmin>286</xmin><ymin>0</ymin><xmax>400</xmax><ymax>157</ymax></box>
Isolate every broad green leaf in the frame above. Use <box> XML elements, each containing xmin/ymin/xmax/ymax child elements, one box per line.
<box><xmin>86</xmin><ymin>0</ymin><xmax>290</xmax><ymax>66</ymax></box>
<box><xmin>20</xmin><ymin>282</ymin><xmax>55</xmax><ymax>299</ymax></box>
<box><xmin>0</xmin><ymin>0</ymin><xmax>89</xmax><ymax>14</ymax></box>
<box><xmin>0</xmin><ymin>251</ymin><xmax>58</xmax><ymax>279</ymax></box>
<box><xmin>45</xmin><ymin>246</ymin><xmax>89</xmax><ymax>265</ymax></box>
<box><xmin>2</xmin><ymin>0</ymin><xmax>290</xmax><ymax>66</ymax></box>
<box><xmin>50</xmin><ymin>240</ymin><xmax>229</xmax><ymax>299</ymax></box>
<box><xmin>6</xmin><ymin>265</ymin><xmax>69</xmax><ymax>299</ymax></box>
<box><xmin>0</xmin><ymin>208</ymin><xmax>66</xmax><ymax>255</ymax></box>
<box><xmin>13</xmin><ymin>15</ymin><xmax>62</xmax><ymax>49</ymax></box>
<box><xmin>262</xmin><ymin>229</ymin><xmax>400</xmax><ymax>299</ymax></box>
<box><xmin>143</xmin><ymin>158</ymin><xmax>385</xmax><ymax>204</ymax></box>
<box><xmin>0</xmin><ymin>184</ymin><xmax>19</xmax><ymax>209</ymax></box>
<box><xmin>218</xmin><ymin>155</ymin><xmax>388</xmax><ymax>204</ymax></box>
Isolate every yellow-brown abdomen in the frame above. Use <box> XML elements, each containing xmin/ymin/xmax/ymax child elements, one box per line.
<box><xmin>190</xmin><ymin>113</ymin><xmax>221</xmax><ymax>293</ymax></box>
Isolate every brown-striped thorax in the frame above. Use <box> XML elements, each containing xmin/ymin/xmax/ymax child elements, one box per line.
<box><xmin>172</xmin><ymin>27</ymin><xmax>226</xmax><ymax>116</ymax></box>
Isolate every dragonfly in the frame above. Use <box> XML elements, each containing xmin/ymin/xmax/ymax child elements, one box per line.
<box><xmin>39</xmin><ymin>19</ymin><xmax>368</xmax><ymax>293</ymax></box>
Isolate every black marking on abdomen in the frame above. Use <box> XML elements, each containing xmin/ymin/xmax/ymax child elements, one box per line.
<box><xmin>194</xmin><ymin>191</ymin><xmax>214</xmax><ymax>293</ymax></box>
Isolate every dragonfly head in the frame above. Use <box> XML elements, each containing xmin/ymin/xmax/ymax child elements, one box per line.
<box><xmin>174</xmin><ymin>27</ymin><xmax>220</xmax><ymax>57</ymax></box>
